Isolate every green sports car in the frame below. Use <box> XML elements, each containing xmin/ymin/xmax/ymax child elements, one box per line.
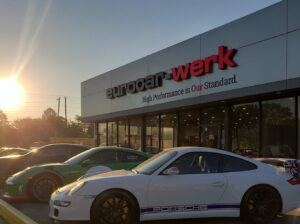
<box><xmin>3</xmin><ymin>146</ymin><xmax>151</xmax><ymax>202</ymax></box>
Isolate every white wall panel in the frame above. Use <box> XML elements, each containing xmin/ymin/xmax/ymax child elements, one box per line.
<box><xmin>287</xmin><ymin>30</ymin><xmax>300</xmax><ymax>79</ymax></box>
<box><xmin>288</xmin><ymin>0</ymin><xmax>300</xmax><ymax>32</ymax></box>
<box><xmin>201</xmin><ymin>35</ymin><xmax>287</xmax><ymax>96</ymax></box>
<box><xmin>201</xmin><ymin>1</ymin><xmax>286</xmax><ymax>56</ymax></box>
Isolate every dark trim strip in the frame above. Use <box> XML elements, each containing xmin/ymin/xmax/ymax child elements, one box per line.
<box><xmin>140</xmin><ymin>203</ymin><xmax>240</xmax><ymax>214</ymax></box>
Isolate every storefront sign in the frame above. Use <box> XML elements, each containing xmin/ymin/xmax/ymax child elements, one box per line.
<box><xmin>171</xmin><ymin>46</ymin><xmax>237</xmax><ymax>81</ymax></box>
<box><xmin>142</xmin><ymin>74</ymin><xmax>238</xmax><ymax>103</ymax></box>
<box><xmin>106</xmin><ymin>46</ymin><xmax>238</xmax><ymax>99</ymax></box>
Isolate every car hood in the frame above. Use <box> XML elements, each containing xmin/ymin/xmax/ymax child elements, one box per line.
<box><xmin>83</xmin><ymin>169</ymin><xmax>135</xmax><ymax>182</ymax></box>
<box><xmin>30</xmin><ymin>163</ymin><xmax>69</xmax><ymax>169</ymax></box>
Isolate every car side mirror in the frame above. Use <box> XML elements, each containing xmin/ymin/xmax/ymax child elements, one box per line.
<box><xmin>81</xmin><ymin>159</ymin><xmax>94</xmax><ymax>167</ymax></box>
<box><xmin>163</xmin><ymin>167</ymin><xmax>179</xmax><ymax>175</ymax></box>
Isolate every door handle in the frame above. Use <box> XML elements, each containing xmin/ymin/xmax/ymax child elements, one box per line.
<box><xmin>211</xmin><ymin>181</ymin><xmax>225</xmax><ymax>187</ymax></box>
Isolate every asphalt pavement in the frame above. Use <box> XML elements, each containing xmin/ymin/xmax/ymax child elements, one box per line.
<box><xmin>1</xmin><ymin>190</ymin><xmax>300</xmax><ymax>224</ymax></box>
<box><xmin>3</xmin><ymin>200</ymin><xmax>300</xmax><ymax>224</ymax></box>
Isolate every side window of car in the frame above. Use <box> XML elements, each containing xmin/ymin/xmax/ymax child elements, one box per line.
<box><xmin>117</xmin><ymin>151</ymin><xmax>147</xmax><ymax>163</ymax></box>
<box><xmin>89</xmin><ymin>151</ymin><xmax>117</xmax><ymax>164</ymax></box>
<box><xmin>37</xmin><ymin>146</ymin><xmax>57</xmax><ymax>156</ymax></box>
<box><xmin>165</xmin><ymin>152</ymin><xmax>220</xmax><ymax>175</ymax></box>
<box><xmin>65</xmin><ymin>145</ymin><xmax>84</xmax><ymax>157</ymax></box>
<box><xmin>220</xmin><ymin>155</ymin><xmax>257</xmax><ymax>173</ymax></box>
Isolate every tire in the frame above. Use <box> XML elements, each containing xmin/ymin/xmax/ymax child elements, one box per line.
<box><xmin>91</xmin><ymin>190</ymin><xmax>139</xmax><ymax>224</ymax></box>
<box><xmin>241</xmin><ymin>185</ymin><xmax>281</xmax><ymax>224</ymax></box>
<box><xmin>28</xmin><ymin>174</ymin><xmax>62</xmax><ymax>203</ymax></box>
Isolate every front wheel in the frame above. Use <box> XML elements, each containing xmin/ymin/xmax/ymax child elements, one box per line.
<box><xmin>241</xmin><ymin>185</ymin><xmax>281</xmax><ymax>224</ymax></box>
<box><xmin>28</xmin><ymin>174</ymin><xmax>62</xmax><ymax>203</ymax></box>
<box><xmin>91</xmin><ymin>190</ymin><xmax>139</xmax><ymax>224</ymax></box>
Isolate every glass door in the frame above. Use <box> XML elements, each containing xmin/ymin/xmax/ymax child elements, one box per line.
<box><xmin>200</xmin><ymin>107</ymin><xmax>225</xmax><ymax>149</ymax></box>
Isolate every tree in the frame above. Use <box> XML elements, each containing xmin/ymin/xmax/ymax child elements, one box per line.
<box><xmin>0</xmin><ymin>110</ymin><xmax>9</xmax><ymax>146</ymax></box>
<box><xmin>13</xmin><ymin>118</ymin><xmax>48</xmax><ymax>147</ymax></box>
<box><xmin>0</xmin><ymin>110</ymin><xmax>8</xmax><ymax>126</ymax></box>
<box><xmin>42</xmin><ymin>108</ymin><xmax>57</xmax><ymax>120</ymax></box>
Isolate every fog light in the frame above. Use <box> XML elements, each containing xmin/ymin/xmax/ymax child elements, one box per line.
<box><xmin>54</xmin><ymin>200</ymin><xmax>71</xmax><ymax>207</ymax></box>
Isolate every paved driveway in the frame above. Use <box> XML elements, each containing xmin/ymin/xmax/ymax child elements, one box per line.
<box><xmin>4</xmin><ymin>200</ymin><xmax>300</xmax><ymax>224</ymax></box>
<box><xmin>1</xmin><ymin>188</ymin><xmax>299</xmax><ymax>224</ymax></box>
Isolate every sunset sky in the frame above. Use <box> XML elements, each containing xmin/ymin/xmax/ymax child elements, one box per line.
<box><xmin>0</xmin><ymin>0</ymin><xmax>280</xmax><ymax>121</ymax></box>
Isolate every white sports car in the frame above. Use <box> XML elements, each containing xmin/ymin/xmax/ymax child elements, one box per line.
<box><xmin>49</xmin><ymin>147</ymin><xmax>300</xmax><ymax>224</ymax></box>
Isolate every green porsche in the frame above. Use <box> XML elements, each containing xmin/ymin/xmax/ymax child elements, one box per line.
<box><xmin>3</xmin><ymin>146</ymin><xmax>151</xmax><ymax>202</ymax></box>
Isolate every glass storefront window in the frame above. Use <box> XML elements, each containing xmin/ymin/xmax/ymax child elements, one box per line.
<box><xmin>232</xmin><ymin>102</ymin><xmax>259</xmax><ymax>157</ymax></box>
<box><xmin>98</xmin><ymin>122</ymin><xmax>107</xmax><ymax>146</ymax></box>
<box><xmin>145</xmin><ymin>115</ymin><xmax>160</xmax><ymax>154</ymax></box>
<box><xmin>129</xmin><ymin>117</ymin><xmax>142</xmax><ymax>150</ymax></box>
<box><xmin>107</xmin><ymin>121</ymin><xmax>117</xmax><ymax>146</ymax></box>
<box><xmin>118</xmin><ymin>119</ymin><xmax>129</xmax><ymax>147</ymax></box>
<box><xmin>201</xmin><ymin>107</ymin><xmax>225</xmax><ymax>149</ymax></box>
<box><xmin>161</xmin><ymin>113</ymin><xmax>178</xmax><ymax>150</ymax></box>
<box><xmin>179</xmin><ymin>110</ymin><xmax>200</xmax><ymax>146</ymax></box>
<box><xmin>298</xmin><ymin>96</ymin><xmax>300</xmax><ymax>159</ymax></box>
<box><xmin>262</xmin><ymin>97</ymin><xmax>296</xmax><ymax>158</ymax></box>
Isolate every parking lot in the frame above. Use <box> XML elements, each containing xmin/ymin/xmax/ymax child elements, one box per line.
<box><xmin>1</xmin><ymin>190</ymin><xmax>299</xmax><ymax>224</ymax></box>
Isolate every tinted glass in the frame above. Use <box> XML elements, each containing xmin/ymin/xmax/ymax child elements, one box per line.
<box><xmin>298</xmin><ymin>96</ymin><xmax>300</xmax><ymax>159</ymax></box>
<box><xmin>129</xmin><ymin>117</ymin><xmax>142</xmax><ymax>150</ymax></box>
<box><xmin>161</xmin><ymin>113</ymin><xmax>178</xmax><ymax>149</ymax></box>
<box><xmin>89</xmin><ymin>151</ymin><xmax>117</xmax><ymax>164</ymax></box>
<box><xmin>66</xmin><ymin>145</ymin><xmax>88</xmax><ymax>157</ymax></box>
<box><xmin>201</xmin><ymin>107</ymin><xmax>225</xmax><ymax>149</ymax></box>
<box><xmin>167</xmin><ymin>152</ymin><xmax>220</xmax><ymax>174</ymax></box>
<box><xmin>38</xmin><ymin>145</ymin><xmax>63</xmax><ymax>156</ymax></box>
<box><xmin>118</xmin><ymin>119</ymin><xmax>129</xmax><ymax>147</ymax></box>
<box><xmin>135</xmin><ymin>150</ymin><xmax>177</xmax><ymax>175</ymax></box>
<box><xmin>64</xmin><ymin>148</ymin><xmax>97</xmax><ymax>165</ymax></box>
<box><xmin>145</xmin><ymin>115</ymin><xmax>159</xmax><ymax>153</ymax></box>
<box><xmin>98</xmin><ymin>122</ymin><xmax>107</xmax><ymax>146</ymax></box>
<box><xmin>262</xmin><ymin>97</ymin><xmax>296</xmax><ymax>158</ymax></box>
<box><xmin>220</xmin><ymin>155</ymin><xmax>257</xmax><ymax>172</ymax></box>
<box><xmin>179</xmin><ymin>110</ymin><xmax>200</xmax><ymax>146</ymax></box>
<box><xmin>232</xmin><ymin>102</ymin><xmax>259</xmax><ymax>157</ymax></box>
<box><xmin>117</xmin><ymin>151</ymin><xmax>147</xmax><ymax>163</ymax></box>
<box><xmin>107</xmin><ymin>121</ymin><xmax>117</xmax><ymax>146</ymax></box>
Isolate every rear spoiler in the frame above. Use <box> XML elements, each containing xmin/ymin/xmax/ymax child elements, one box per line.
<box><xmin>283</xmin><ymin>160</ymin><xmax>300</xmax><ymax>177</ymax></box>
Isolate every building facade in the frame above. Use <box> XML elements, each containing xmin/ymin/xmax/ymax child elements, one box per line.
<box><xmin>81</xmin><ymin>0</ymin><xmax>300</xmax><ymax>159</ymax></box>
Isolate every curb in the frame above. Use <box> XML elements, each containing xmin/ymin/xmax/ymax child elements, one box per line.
<box><xmin>0</xmin><ymin>199</ymin><xmax>38</xmax><ymax>224</ymax></box>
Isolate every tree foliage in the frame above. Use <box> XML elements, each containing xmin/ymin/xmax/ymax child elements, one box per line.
<box><xmin>0</xmin><ymin>108</ymin><xmax>93</xmax><ymax>147</ymax></box>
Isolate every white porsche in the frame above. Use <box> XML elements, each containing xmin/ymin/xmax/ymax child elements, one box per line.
<box><xmin>49</xmin><ymin>147</ymin><xmax>300</xmax><ymax>224</ymax></box>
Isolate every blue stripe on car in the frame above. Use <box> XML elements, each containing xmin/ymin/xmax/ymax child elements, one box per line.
<box><xmin>141</xmin><ymin>204</ymin><xmax>240</xmax><ymax>214</ymax></box>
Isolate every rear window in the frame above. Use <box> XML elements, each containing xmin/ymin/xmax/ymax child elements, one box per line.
<box><xmin>220</xmin><ymin>155</ymin><xmax>257</xmax><ymax>172</ymax></box>
<box><xmin>117</xmin><ymin>151</ymin><xmax>147</xmax><ymax>163</ymax></box>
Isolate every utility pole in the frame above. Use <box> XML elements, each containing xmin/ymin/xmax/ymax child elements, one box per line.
<box><xmin>57</xmin><ymin>97</ymin><xmax>60</xmax><ymax>117</ymax></box>
<box><xmin>65</xmin><ymin>96</ymin><xmax>67</xmax><ymax>121</ymax></box>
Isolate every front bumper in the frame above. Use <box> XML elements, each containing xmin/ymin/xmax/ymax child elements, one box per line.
<box><xmin>2</xmin><ymin>181</ymin><xmax>29</xmax><ymax>201</ymax></box>
<box><xmin>49</xmin><ymin>190</ymin><xmax>94</xmax><ymax>221</ymax></box>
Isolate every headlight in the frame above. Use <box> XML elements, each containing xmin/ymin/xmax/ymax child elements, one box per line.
<box><xmin>68</xmin><ymin>181</ymin><xmax>87</xmax><ymax>195</ymax></box>
<box><xmin>5</xmin><ymin>177</ymin><xmax>15</xmax><ymax>185</ymax></box>
<box><xmin>54</xmin><ymin>200</ymin><xmax>71</xmax><ymax>207</ymax></box>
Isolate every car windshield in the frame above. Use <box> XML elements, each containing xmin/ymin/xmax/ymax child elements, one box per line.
<box><xmin>134</xmin><ymin>150</ymin><xmax>177</xmax><ymax>175</ymax></box>
<box><xmin>64</xmin><ymin>149</ymin><xmax>96</xmax><ymax>165</ymax></box>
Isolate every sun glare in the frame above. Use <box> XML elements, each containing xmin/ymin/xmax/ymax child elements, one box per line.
<box><xmin>0</xmin><ymin>77</ymin><xmax>23</xmax><ymax>110</ymax></box>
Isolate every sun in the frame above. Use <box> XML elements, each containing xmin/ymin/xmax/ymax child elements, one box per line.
<box><xmin>0</xmin><ymin>76</ymin><xmax>24</xmax><ymax>110</ymax></box>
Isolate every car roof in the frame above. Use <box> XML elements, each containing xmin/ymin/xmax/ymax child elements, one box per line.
<box><xmin>90</xmin><ymin>146</ymin><xmax>151</xmax><ymax>157</ymax></box>
<box><xmin>164</xmin><ymin>147</ymin><xmax>264</xmax><ymax>165</ymax></box>
<box><xmin>39</xmin><ymin>143</ymin><xmax>90</xmax><ymax>148</ymax></box>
